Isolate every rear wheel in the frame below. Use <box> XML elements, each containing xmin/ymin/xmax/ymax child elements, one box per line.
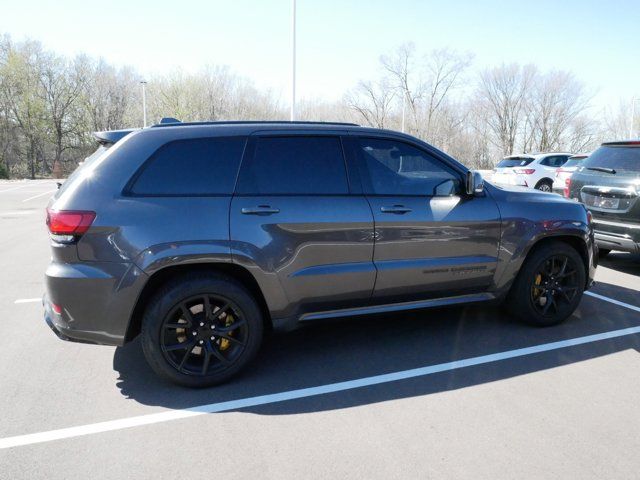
<box><xmin>141</xmin><ymin>273</ymin><xmax>263</xmax><ymax>387</ymax></box>
<box><xmin>506</xmin><ymin>242</ymin><xmax>585</xmax><ymax>326</ymax></box>
<box><xmin>535</xmin><ymin>180</ymin><xmax>553</xmax><ymax>192</ymax></box>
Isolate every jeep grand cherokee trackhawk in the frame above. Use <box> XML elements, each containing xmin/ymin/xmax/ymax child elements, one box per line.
<box><xmin>44</xmin><ymin>120</ymin><xmax>597</xmax><ymax>387</ymax></box>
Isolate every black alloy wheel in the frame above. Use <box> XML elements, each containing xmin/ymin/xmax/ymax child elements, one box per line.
<box><xmin>160</xmin><ymin>295</ymin><xmax>248</xmax><ymax>376</ymax></box>
<box><xmin>529</xmin><ymin>255</ymin><xmax>580</xmax><ymax>317</ymax></box>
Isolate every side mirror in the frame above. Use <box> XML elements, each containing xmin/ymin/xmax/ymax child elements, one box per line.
<box><xmin>465</xmin><ymin>170</ymin><xmax>485</xmax><ymax>196</ymax></box>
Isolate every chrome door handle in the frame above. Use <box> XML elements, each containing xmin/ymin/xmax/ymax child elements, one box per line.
<box><xmin>241</xmin><ymin>205</ymin><xmax>280</xmax><ymax>215</ymax></box>
<box><xmin>380</xmin><ymin>205</ymin><xmax>412</xmax><ymax>214</ymax></box>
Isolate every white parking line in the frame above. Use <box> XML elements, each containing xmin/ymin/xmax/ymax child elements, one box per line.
<box><xmin>2</xmin><ymin>211</ymin><xmax>34</xmax><ymax>216</ymax></box>
<box><xmin>0</xmin><ymin>183</ymin><xmax>32</xmax><ymax>193</ymax></box>
<box><xmin>2</xmin><ymin>318</ymin><xmax>640</xmax><ymax>450</ymax></box>
<box><xmin>22</xmin><ymin>189</ymin><xmax>56</xmax><ymax>202</ymax></box>
<box><xmin>14</xmin><ymin>298</ymin><xmax>41</xmax><ymax>304</ymax></box>
<box><xmin>585</xmin><ymin>291</ymin><xmax>640</xmax><ymax>313</ymax></box>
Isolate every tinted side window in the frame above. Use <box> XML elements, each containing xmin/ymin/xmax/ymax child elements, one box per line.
<box><xmin>130</xmin><ymin>137</ymin><xmax>245</xmax><ymax>195</ymax></box>
<box><xmin>541</xmin><ymin>155</ymin><xmax>568</xmax><ymax>167</ymax></box>
<box><xmin>236</xmin><ymin>136</ymin><xmax>349</xmax><ymax>194</ymax></box>
<box><xmin>356</xmin><ymin>137</ymin><xmax>460</xmax><ymax>196</ymax></box>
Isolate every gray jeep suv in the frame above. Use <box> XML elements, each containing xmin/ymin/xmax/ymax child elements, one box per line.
<box><xmin>44</xmin><ymin>121</ymin><xmax>597</xmax><ymax>387</ymax></box>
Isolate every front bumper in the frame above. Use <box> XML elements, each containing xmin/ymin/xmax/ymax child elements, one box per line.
<box><xmin>44</xmin><ymin>261</ymin><xmax>148</xmax><ymax>346</ymax></box>
<box><xmin>593</xmin><ymin>219</ymin><xmax>640</xmax><ymax>254</ymax></box>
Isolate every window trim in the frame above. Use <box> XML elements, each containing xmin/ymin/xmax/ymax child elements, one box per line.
<box><xmin>233</xmin><ymin>134</ymin><xmax>354</xmax><ymax>197</ymax></box>
<box><xmin>122</xmin><ymin>136</ymin><xmax>248</xmax><ymax>197</ymax></box>
<box><xmin>352</xmin><ymin>136</ymin><xmax>465</xmax><ymax>198</ymax></box>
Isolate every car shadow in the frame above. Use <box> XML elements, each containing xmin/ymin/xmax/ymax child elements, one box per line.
<box><xmin>113</xmin><ymin>281</ymin><xmax>640</xmax><ymax>415</ymax></box>
<box><xmin>598</xmin><ymin>252</ymin><xmax>640</xmax><ymax>278</ymax></box>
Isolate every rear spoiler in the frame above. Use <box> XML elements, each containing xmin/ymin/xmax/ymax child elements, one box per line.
<box><xmin>92</xmin><ymin>128</ymin><xmax>136</xmax><ymax>146</ymax></box>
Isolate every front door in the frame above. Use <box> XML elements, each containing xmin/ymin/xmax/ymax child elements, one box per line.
<box><xmin>352</xmin><ymin>136</ymin><xmax>502</xmax><ymax>302</ymax></box>
<box><xmin>230</xmin><ymin>134</ymin><xmax>376</xmax><ymax>319</ymax></box>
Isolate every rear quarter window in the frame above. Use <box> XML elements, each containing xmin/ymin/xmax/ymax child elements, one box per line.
<box><xmin>129</xmin><ymin>137</ymin><xmax>246</xmax><ymax>195</ymax></box>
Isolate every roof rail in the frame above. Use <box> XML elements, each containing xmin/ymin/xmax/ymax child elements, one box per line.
<box><xmin>602</xmin><ymin>140</ymin><xmax>640</xmax><ymax>146</ymax></box>
<box><xmin>150</xmin><ymin>120</ymin><xmax>360</xmax><ymax>128</ymax></box>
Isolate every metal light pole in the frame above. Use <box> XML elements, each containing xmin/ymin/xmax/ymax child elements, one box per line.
<box><xmin>630</xmin><ymin>97</ymin><xmax>638</xmax><ymax>139</ymax></box>
<box><xmin>141</xmin><ymin>81</ymin><xmax>148</xmax><ymax>127</ymax></box>
<box><xmin>401</xmin><ymin>91</ymin><xmax>406</xmax><ymax>133</ymax></box>
<box><xmin>290</xmin><ymin>0</ymin><xmax>296</xmax><ymax>121</ymax></box>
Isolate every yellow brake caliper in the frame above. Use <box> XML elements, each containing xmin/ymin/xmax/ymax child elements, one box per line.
<box><xmin>219</xmin><ymin>313</ymin><xmax>234</xmax><ymax>351</ymax></box>
<box><xmin>532</xmin><ymin>273</ymin><xmax>543</xmax><ymax>300</ymax></box>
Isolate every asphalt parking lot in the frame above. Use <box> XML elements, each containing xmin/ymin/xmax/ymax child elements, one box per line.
<box><xmin>1</xmin><ymin>179</ymin><xmax>639</xmax><ymax>479</ymax></box>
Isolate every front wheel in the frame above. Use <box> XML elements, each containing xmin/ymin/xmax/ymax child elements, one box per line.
<box><xmin>506</xmin><ymin>242</ymin><xmax>585</xmax><ymax>326</ymax></box>
<box><xmin>141</xmin><ymin>273</ymin><xmax>264</xmax><ymax>387</ymax></box>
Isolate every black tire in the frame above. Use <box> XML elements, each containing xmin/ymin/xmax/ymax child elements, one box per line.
<box><xmin>535</xmin><ymin>180</ymin><xmax>553</xmax><ymax>192</ymax></box>
<box><xmin>141</xmin><ymin>272</ymin><xmax>263</xmax><ymax>388</ymax></box>
<box><xmin>506</xmin><ymin>241</ymin><xmax>585</xmax><ymax>327</ymax></box>
<box><xmin>598</xmin><ymin>248</ymin><xmax>611</xmax><ymax>258</ymax></box>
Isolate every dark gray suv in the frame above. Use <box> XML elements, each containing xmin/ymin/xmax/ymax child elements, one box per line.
<box><xmin>44</xmin><ymin>121</ymin><xmax>597</xmax><ymax>387</ymax></box>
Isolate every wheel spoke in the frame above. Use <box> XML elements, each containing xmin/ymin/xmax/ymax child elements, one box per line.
<box><xmin>542</xmin><ymin>294</ymin><xmax>555</xmax><ymax>315</ymax></box>
<box><xmin>201</xmin><ymin>343</ymin><xmax>213</xmax><ymax>374</ymax></box>
<box><xmin>218</xmin><ymin>317</ymin><xmax>247</xmax><ymax>333</ymax></box>
<box><xmin>215</xmin><ymin>331</ymin><xmax>246</xmax><ymax>346</ymax></box>
<box><xmin>178</xmin><ymin>345</ymin><xmax>193</xmax><ymax>371</ymax></box>
<box><xmin>164</xmin><ymin>321</ymin><xmax>189</xmax><ymax>329</ymax></box>
<box><xmin>557</xmin><ymin>269</ymin><xmax>576</xmax><ymax>279</ymax></box>
<box><xmin>543</xmin><ymin>259</ymin><xmax>554</xmax><ymax>276</ymax></box>
<box><xmin>165</xmin><ymin>340</ymin><xmax>195</xmax><ymax>352</ymax></box>
<box><xmin>209</xmin><ymin>343</ymin><xmax>231</xmax><ymax>365</ymax></box>
<box><xmin>180</xmin><ymin>305</ymin><xmax>194</xmax><ymax>327</ymax></box>
<box><xmin>212</xmin><ymin>303</ymin><xmax>231</xmax><ymax>323</ymax></box>
<box><xmin>203</xmin><ymin>296</ymin><xmax>213</xmax><ymax>321</ymax></box>
<box><xmin>558</xmin><ymin>257</ymin><xmax>568</xmax><ymax>276</ymax></box>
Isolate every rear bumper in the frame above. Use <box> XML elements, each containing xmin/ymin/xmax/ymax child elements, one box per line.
<box><xmin>43</xmin><ymin>295</ymin><xmax>100</xmax><ymax>345</ymax></box>
<box><xmin>593</xmin><ymin>219</ymin><xmax>640</xmax><ymax>254</ymax></box>
<box><xmin>492</xmin><ymin>173</ymin><xmax>527</xmax><ymax>187</ymax></box>
<box><xmin>44</xmin><ymin>261</ymin><xmax>148</xmax><ymax>346</ymax></box>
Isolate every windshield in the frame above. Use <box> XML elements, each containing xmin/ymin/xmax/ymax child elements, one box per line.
<box><xmin>563</xmin><ymin>158</ymin><xmax>586</xmax><ymax>168</ymax></box>
<box><xmin>581</xmin><ymin>146</ymin><xmax>640</xmax><ymax>174</ymax></box>
<box><xmin>497</xmin><ymin>157</ymin><xmax>534</xmax><ymax>168</ymax></box>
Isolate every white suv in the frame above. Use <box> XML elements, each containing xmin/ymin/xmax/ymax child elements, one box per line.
<box><xmin>492</xmin><ymin>153</ymin><xmax>572</xmax><ymax>192</ymax></box>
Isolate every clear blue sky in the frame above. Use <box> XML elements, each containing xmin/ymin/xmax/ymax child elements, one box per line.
<box><xmin>1</xmin><ymin>0</ymin><xmax>638</xmax><ymax>109</ymax></box>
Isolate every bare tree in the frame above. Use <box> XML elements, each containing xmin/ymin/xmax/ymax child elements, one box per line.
<box><xmin>526</xmin><ymin>70</ymin><xmax>591</xmax><ymax>151</ymax></box>
<box><xmin>380</xmin><ymin>43</ymin><xmax>425</xmax><ymax>133</ymax></box>
<box><xmin>40</xmin><ymin>53</ymin><xmax>85</xmax><ymax>172</ymax></box>
<box><xmin>477</xmin><ymin>63</ymin><xmax>537</xmax><ymax>155</ymax></box>
<box><xmin>423</xmin><ymin>48</ymin><xmax>473</xmax><ymax>137</ymax></box>
<box><xmin>345</xmin><ymin>78</ymin><xmax>396</xmax><ymax>128</ymax></box>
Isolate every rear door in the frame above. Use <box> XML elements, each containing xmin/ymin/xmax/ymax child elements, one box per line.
<box><xmin>351</xmin><ymin>135</ymin><xmax>502</xmax><ymax>302</ymax></box>
<box><xmin>230</xmin><ymin>133</ymin><xmax>376</xmax><ymax>318</ymax></box>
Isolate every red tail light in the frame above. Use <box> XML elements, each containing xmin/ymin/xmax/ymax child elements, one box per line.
<box><xmin>514</xmin><ymin>168</ymin><xmax>535</xmax><ymax>175</ymax></box>
<box><xmin>563</xmin><ymin>178</ymin><xmax>571</xmax><ymax>198</ymax></box>
<box><xmin>46</xmin><ymin>209</ymin><xmax>96</xmax><ymax>236</ymax></box>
